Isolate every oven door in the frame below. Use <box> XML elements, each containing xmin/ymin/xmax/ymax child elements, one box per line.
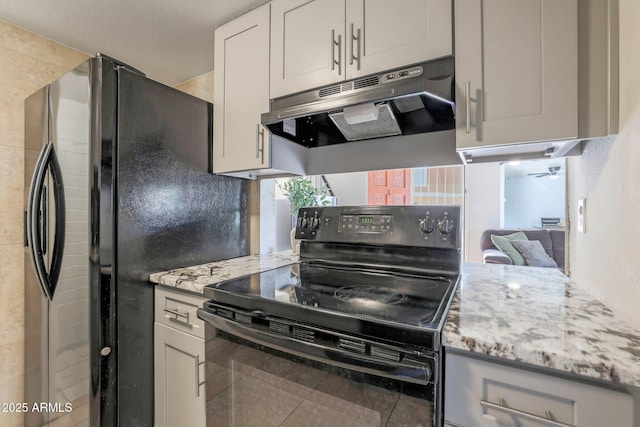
<box><xmin>198</xmin><ymin>308</ymin><xmax>437</xmax><ymax>427</ymax></box>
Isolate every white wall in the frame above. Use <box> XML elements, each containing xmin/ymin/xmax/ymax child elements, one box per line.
<box><xmin>567</xmin><ymin>0</ymin><xmax>640</xmax><ymax>329</ymax></box>
<box><xmin>503</xmin><ymin>174</ymin><xmax>566</xmax><ymax>228</ymax></box>
<box><xmin>464</xmin><ymin>163</ymin><xmax>501</xmax><ymax>262</ymax></box>
<box><xmin>320</xmin><ymin>172</ymin><xmax>368</xmax><ymax>205</ymax></box>
<box><xmin>259</xmin><ymin>179</ymin><xmax>278</xmax><ymax>254</ymax></box>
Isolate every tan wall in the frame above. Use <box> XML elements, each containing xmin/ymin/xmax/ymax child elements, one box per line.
<box><xmin>175</xmin><ymin>71</ymin><xmax>215</xmax><ymax>103</ymax></box>
<box><xmin>567</xmin><ymin>0</ymin><xmax>640</xmax><ymax>329</ymax></box>
<box><xmin>0</xmin><ymin>21</ymin><xmax>89</xmax><ymax>427</ymax></box>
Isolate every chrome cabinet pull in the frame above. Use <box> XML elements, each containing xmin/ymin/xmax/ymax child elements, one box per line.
<box><xmin>255</xmin><ymin>123</ymin><xmax>260</xmax><ymax>158</ymax></box>
<box><xmin>480</xmin><ymin>398</ymin><xmax>575</xmax><ymax>427</ymax></box>
<box><xmin>195</xmin><ymin>354</ymin><xmax>205</xmax><ymax>397</ymax></box>
<box><xmin>256</xmin><ymin>124</ymin><xmax>265</xmax><ymax>164</ymax></box>
<box><xmin>350</xmin><ymin>23</ymin><xmax>361</xmax><ymax>70</ymax></box>
<box><xmin>465</xmin><ymin>81</ymin><xmax>471</xmax><ymax>133</ymax></box>
<box><xmin>163</xmin><ymin>307</ymin><xmax>190</xmax><ymax>323</ymax></box>
<box><xmin>331</xmin><ymin>30</ymin><xmax>342</xmax><ymax>75</ymax></box>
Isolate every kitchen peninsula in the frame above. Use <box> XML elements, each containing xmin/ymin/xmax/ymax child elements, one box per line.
<box><xmin>444</xmin><ymin>263</ymin><xmax>640</xmax><ymax>387</ymax></box>
<box><xmin>443</xmin><ymin>263</ymin><xmax>640</xmax><ymax>426</ymax></box>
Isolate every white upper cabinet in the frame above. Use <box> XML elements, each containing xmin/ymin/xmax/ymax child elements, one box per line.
<box><xmin>270</xmin><ymin>0</ymin><xmax>345</xmax><ymax>99</ymax></box>
<box><xmin>455</xmin><ymin>0</ymin><xmax>578</xmax><ymax>150</ymax></box>
<box><xmin>213</xmin><ymin>4</ymin><xmax>271</xmax><ymax>174</ymax></box>
<box><xmin>346</xmin><ymin>0</ymin><xmax>452</xmax><ymax>79</ymax></box>
<box><xmin>270</xmin><ymin>0</ymin><xmax>453</xmax><ymax>99</ymax></box>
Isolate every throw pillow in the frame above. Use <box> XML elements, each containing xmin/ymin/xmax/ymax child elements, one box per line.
<box><xmin>511</xmin><ymin>239</ymin><xmax>558</xmax><ymax>268</ymax></box>
<box><xmin>490</xmin><ymin>232</ymin><xmax>529</xmax><ymax>266</ymax></box>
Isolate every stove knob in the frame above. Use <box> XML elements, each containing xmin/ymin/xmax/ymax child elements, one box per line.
<box><xmin>437</xmin><ymin>218</ymin><xmax>454</xmax><ymax>235</ymax></box>
<box><xmin>419</xmin><ymin>219</ymin><xmax>435</xmax><ymax>234</ymax></box>
<box><xmin>310</xmin><ymin>217</ymin><xmax>320</xmax><ymax>232</ymax></box>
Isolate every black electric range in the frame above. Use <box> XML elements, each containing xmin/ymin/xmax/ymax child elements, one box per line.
<box><xmin>198</xmin><ymin>205</ymin><xmax>461</xmax><ymax>426</ymax></box>
<box><xmin>205</xmin><ymin>255</ymin><xmax>458</xmax><ymax>350</ymax></box>
<box><xmin>202</xmin><ymin>204</ymin><xmax>460</xmax><ymax>350</ymax></box>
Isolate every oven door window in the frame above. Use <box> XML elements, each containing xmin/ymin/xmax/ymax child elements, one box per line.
<box><xmin>205</xmin><ymin>331</ymin><xmax>433</xmax><ymax>426</ymax></box>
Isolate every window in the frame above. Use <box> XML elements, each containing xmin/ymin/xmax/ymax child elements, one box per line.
<box><xmin>411</xmin><ymin>166</ymin><xmax>464</xmax><ymax>206</ymax></box>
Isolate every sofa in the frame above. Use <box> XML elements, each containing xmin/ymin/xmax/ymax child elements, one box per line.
<box><xmin>480</xmin><ymin>228</ymin><xmax>565</xmax><ymax>272</ymax></box>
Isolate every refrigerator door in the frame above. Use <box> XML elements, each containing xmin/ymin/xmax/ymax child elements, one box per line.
<box><xmin>113</xmin><ymin>68</ymin><xmax>248</xmax><ymax>426</ymax></box>
<box><xmin>24</xmin><ymin>61</ymin><xmax>92</xmax><ymax>426</ymax></box>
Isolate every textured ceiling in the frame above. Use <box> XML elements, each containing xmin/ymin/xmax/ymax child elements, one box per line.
<box><xmin>0</xmin><ymin>0</ymin><xmax>267</xmax><ymax>85</ymax></box>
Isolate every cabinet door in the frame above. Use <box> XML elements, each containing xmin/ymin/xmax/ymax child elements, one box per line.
<box><xmin>444</xmin><ymin>352</ymin><xmax>633</xmax><ymax>427</ymax></box>
<box><xmin>213</xmin><ymin>4</ymin><xmax>270</xmax><ymax>174</ymax></box>
<box><xmin>455</xmin><ymin>0</ymin><xmax>577</xmax><ymax>150</ymax></box>
<box><xmin>346</xmin><ymin>0</ymin><xmax>452</xmax><ymax>79</ymax></box>
<box><xmin>154</xmin><ymin>322</ymin><xmax>205</xmax><ymax>427</ymax></box>
<box><xmin>270</xmin><ymin>0</ymin><xmax>345</xmax><ymax>98</ymax></box>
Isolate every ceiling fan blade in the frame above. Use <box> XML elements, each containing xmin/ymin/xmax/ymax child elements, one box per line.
<box><xmin>527</xmin><ymin>172</ymin><xmax>548</xmax><ymax>177</ymax></box>
<box><xmin>549</xmin><ymin>166</ymin><xmax>561</xmax><ymax>174</ymax></box>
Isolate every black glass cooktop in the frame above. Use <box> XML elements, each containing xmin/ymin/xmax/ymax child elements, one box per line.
<box><xmin>203</xmin><ymin>262</ymin><xmax>458</xmax><ymax>347</ymax></box>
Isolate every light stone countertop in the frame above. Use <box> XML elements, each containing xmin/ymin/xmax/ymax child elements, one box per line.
<box><xmin>443</xmin><ymin>263</ymin><xmax>640</xmax><ymax>389</ymax></box>
<box><xmin>150</xmin><ymin>254</ymin><xmax>640</xmax><ymax>389</ymax></box>
<box><xmin>149</xmin><ymin>251</ymin><xmax>298</xmax><ymax>294</ymax></box>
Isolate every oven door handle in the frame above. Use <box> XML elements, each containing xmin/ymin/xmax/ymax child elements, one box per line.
<box><xmin>197</xmin><ymin>308</ymin><xmax>432</xmax><ymax>386</ymax></box>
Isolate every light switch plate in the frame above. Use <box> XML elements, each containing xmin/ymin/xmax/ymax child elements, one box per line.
<box><xmin>577</xmin><ymin>199</ymin><xmax>586</xmax><ymax>233</ymax></box>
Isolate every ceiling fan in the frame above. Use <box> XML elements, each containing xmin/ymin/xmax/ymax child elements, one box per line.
<box><xmin>527</xmin><ymin>166</ymin><xmax>562</xmax><ymax>178</ymax></box>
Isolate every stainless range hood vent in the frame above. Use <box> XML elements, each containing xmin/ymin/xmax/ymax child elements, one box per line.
<box><xmin>319</xmin><ymin>85</ymin><xmax>341</xmax><ymax>97</ymax></box>
<box><xmin>353</xmin><ymin>75</ymin><xmax>380</xmax><ymax>90</ymax></box>
<box><xmin>262</xmin><ymin>57</ymin><xmax>455</xmax><ymax>148</ymax></box>
<box><xmin>318</xmin><ymin>75</ymin><xmax>380</xmax><ymax>98</ymax></box>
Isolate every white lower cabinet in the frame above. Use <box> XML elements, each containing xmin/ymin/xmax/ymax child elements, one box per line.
<box><xmin>444</xmin><ymin>352</ymin><xmax>633</xmax><ymax>427</ymax></box>
<box><xmin>154</xmin><ymin>288</ymin><xmax>207</xmax><ymax>427</ymax></box>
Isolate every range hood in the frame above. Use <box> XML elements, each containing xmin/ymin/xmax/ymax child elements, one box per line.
<box><xmin>261</xmin><ymin>57</ymin><xmax>456</xmax><ymax>148</ymax></box>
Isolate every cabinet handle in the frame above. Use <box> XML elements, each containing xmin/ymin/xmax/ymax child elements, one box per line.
<box><xmin>480</xmin><ymin>399</ymin><xmax>575</xmax><ymax>427</ymax></box>
<box><xmin>465</xmin><ymin>81</ymin><xmax>471</xmax><ymax>134</ymax></box>
<box><xmin>350</xmin><ymin>24</ymin><xmax>361</xmax><ymax>70</ymax></box>
<box><xmin>256</xmin><ymin>124</ymin><xmax>265</xmax><ymax>164</ymax></box>
<box><xmin>163</xmin><ymin>307</ymin><xmax>190</xmax><ymax>324</ymax></box>
<box><xmin>331</xmin><ymin>30</ymin><xmax>342</xmax><ymax>75</ymax></box>
<box><xmin>194</xmin><ymin>354</ymin><xmax>206</xmax><ymax>397</ymax></box>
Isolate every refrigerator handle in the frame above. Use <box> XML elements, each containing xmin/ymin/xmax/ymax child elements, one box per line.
<box><xmin>27</xmin><ymin>141</ymin><xmax>52</xmax><ymax>298</ymax></box>
<box><xmin>26</xmin><ymin>141</ymin><xmax>65</xmax><ymax>300</ymax></box>
<box><xmin>41</xmin><ymin>188</ymin><xmax>47</xmax><ymax>255</ymax></box>
<box><xmin>47</xmin><ymin>143</ymin><xmax>66</xmax><ymax>298</ymax></box>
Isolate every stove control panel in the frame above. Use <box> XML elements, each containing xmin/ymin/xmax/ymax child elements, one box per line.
<box><xmin>338</xmin><ymin>214</ymin><xmax>393</xmax><ymax>234</ymax></box>
<box><xmin>296</xmin><ymin>205</ymin><xmax>461</xmax><ymax>250</ymax></box>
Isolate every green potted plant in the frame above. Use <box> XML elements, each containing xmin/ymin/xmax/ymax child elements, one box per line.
<box><xmin>279</xmin><ymin>177</ymin><xmax>330</xmax><ymax>253</ymax></box>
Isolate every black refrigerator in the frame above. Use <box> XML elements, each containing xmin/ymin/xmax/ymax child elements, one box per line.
<box><xmin>23</xmin><ymin>55</ymin><xmax>249</xmax><ymax>427</ymax></box>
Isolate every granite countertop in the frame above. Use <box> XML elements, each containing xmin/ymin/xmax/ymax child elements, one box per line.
<box><xmin>149</xmin><ymin>251</ymin><xmax>298</xmax><ymax>294</ymax></box>
<box><xmin>443</xmin><ymin>263</ymin><xmax>640</xmax><ymax>389</ymax></box>
<box><xmin>151</xmin><ymin>253</ymin><xmax>640</xmax><ymax>389</ymax></box>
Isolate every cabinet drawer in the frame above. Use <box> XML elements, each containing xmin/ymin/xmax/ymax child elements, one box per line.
<box><xmin>155</xmin><ymin>287</ymin><xmax>207</xmax><ymax>338</ymax></box>
<box><xmin>444</xmin><ymin>352</ymin><xmax>633</xmax><ymax>427</ymax></box>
